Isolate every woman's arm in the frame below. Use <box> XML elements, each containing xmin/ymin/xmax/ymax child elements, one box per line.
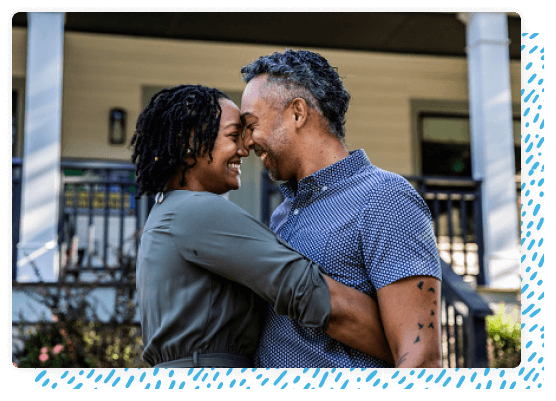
<box><xmin>175</xmin><ymin>193</ymin><xmax>393</xmax><ymax>362</ymax></box>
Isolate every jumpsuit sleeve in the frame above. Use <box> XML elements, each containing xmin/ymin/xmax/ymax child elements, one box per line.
<box><xmin>171</xmin><ymin>192</ymin><xmax>331</xmax><ymax>331</ymax></box>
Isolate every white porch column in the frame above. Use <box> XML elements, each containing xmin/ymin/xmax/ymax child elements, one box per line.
<box><xmin>460</xmin><ymin>12</ymin><xmax>520</xmax><ymax>289</ymax></box>
<box><xmin>17</xmin><ymin>12</ymin><xmax>65</xmax><ymax>282</ymax></box>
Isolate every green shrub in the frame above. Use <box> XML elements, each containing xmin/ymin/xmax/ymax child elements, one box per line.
<box><xmin>13</xmin><ymin>319</ymin><xmax>148</xmax><ymax>368</ymax></box>
<box><xmin>13</xmin><ymin>250</ymin><xmax>149</xmax><ymax>368</ymax></box>
<box><xmin>486</xmin><ymin>304</ymin><xmax>521</xmax><ymax>368</ymax></box>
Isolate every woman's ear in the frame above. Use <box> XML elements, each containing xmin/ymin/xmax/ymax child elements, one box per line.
<box><xmin>183</xmin><ymin>148</ymin><xmax>195</xmax><ymax>167</ymax></box>
<box><xmin>182</xmin><ymin>129</ymin><xmax>199</xmax><ymax>165</ymax></box>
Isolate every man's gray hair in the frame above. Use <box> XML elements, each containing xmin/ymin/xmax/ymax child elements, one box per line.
<box><xmin>241</xmin><ymin>49</ymin><xmax>351</xmax><ymax>139</ymax></box>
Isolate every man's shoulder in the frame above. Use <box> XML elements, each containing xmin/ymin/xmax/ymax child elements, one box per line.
<box><xmin>346</xmin><ymin>150</ymin><xmax>409</xmax><ymax>186</ymax></box>
<box><xmin>346</xmin><ymin>166</ymin><xmax>429</xmax><ymax>220</ymax></box>
<box><xmin>350</xmin><ymin>164</ymin><xmax>414</xmax><ymax>196</ymax></box>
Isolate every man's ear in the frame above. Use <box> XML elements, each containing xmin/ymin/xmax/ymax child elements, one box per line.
<box><xmin>290</xmin><ymin>98</ymin><xmax>308</xmax><ymax>127</ymax></box>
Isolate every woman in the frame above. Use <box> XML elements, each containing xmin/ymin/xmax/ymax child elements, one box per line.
<box><xmin>131</xmin><ymin>85</ymin><xmax>393</xmax><ymax>368</ymax></box>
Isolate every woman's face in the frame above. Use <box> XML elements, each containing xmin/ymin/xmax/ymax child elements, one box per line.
<box><xmin>185</xmin><ymin>98</ymin><xmax>248</xmax><ymax>194</ymax></box>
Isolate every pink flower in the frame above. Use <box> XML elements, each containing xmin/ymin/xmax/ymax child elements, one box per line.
<box><xmin>40</xmin><ymin>347</ymin><xmax>49</xmax><ymax>354</ymax></box>
<box><xmin>52</xmin><ymin>344</ymin><xmax>64</xmax><ymax>355</ymax></box>
<box><xmin>39</xmin><ymin>353</ymin><xmax>49</xmax><ymax>363</ymax></box>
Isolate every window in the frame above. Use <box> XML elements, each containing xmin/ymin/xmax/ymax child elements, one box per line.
<box><xmin>410</xmin><ymin>99</ymin><xmax>521</xmax><ymax>179</ymax></box>
<box><xmin>421</xmin><ymin>114</ymin><xmax>521</xmax><ymax>178</ymax></box>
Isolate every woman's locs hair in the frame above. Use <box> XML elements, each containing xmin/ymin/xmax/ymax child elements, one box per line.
<box><xmin>130</xmin><ymin>85</ymin><xmax>230</xmax><ymax>197</ymax></box>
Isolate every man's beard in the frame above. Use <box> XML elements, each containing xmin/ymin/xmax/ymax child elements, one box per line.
<box><xmin>265</xmin><ymin>150</ymin><xmax>282</xmax><ymax>181</ymax></box>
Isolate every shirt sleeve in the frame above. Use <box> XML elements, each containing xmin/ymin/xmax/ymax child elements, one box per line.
<box><xmin>171</xmin><ymin>192</ymin><xmax>331</xmax><ymax>331</ymax></box>
<box><xmin>361</xmin><ymin>176</ymin><xmax>442</xmax><ymax>290</ymax></box>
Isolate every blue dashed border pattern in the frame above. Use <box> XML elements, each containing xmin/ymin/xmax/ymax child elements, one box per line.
<box><xmin>20</xmin><ymin>31</ymin><xmax>544</xmax><ymax>390</ymax></box>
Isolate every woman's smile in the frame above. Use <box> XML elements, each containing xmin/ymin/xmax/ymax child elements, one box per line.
<box><xmin>227</xmin><ymin>162</ymin><xmax>242</xmax><ymax>174</ymax></box>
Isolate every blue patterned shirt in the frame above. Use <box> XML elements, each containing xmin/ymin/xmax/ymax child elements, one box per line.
<box><xmin>254</xmin><ymin>149</ymin><xmax>441</xmax><ymax>368</ymax></box>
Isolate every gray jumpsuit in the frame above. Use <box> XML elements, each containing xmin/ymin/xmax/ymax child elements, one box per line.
<box><xmin>136</xmin><ymin>190</ymin><xmax>331</xmax><ymax>367</ymax></box>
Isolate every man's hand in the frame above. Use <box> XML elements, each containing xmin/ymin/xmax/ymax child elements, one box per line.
<box><xmin>377</xmin><ymin>275</ymin><xmax>442</xmax><ymax>368</ymax></box>
<box><xmin>324</xmin><ymin>276</ymin><xmax>395</xmax><ymax>365</ymax></box>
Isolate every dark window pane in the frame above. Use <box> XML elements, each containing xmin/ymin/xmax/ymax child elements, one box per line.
<box><xmin>422</xmin><ymin>142</ymin><xmax>472</xmax><ymax>177</ymax></box>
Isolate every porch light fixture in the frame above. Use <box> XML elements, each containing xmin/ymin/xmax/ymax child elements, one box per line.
<box><xmin>109</xmin><ymin>108</ymin><xmax>126</xmax><ymax>145</ymax></box>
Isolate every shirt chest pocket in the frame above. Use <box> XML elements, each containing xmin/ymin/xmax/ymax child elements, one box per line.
<box><xmin>323</xmin><ymin>222</ymin><xmax>367</xmax><ymax>288</ymax></box>
<box><xmin>284</xmin><ymin>228</ymin><xmax>330</xmax><ymax>268</ymax></box>
<box><xmin>280</xmin><ymin>219</ymin><xmax>368</xmax><ymax>289</ymax></box>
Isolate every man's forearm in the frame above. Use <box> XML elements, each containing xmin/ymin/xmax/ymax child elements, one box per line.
<box><xmin>392</xmin><ymin>332</ymin><xmax>442</xmax><ymax>368</ymax></box>
<box><xmin>378</xmin><ymin>276</ymin><xmax>443</xmax><ymax>369</ymax></box>
<box><xmin>323</xmin><ymin>276</ymin><xmax>395</xmax><ymax>365</ymax></box>
<box><xmin>395</xmin><ymin>348</ymin><xmax>442</xmax><ymax>368</ymax></box>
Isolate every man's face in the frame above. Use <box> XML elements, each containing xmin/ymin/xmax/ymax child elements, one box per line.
<box><xmin>240</xmin><ymin>75</ymin><xmax>295</xmax><ymax>182</ymax></box>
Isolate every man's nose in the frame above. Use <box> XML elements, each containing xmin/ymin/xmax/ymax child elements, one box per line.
<box><xmin>238</xmin><ymin>135</ymin><xmax>250</xmax><ymax>157</ymax></box>
<box><xmin>242</xmin><ymin>130</ymin><xmax>254</xmax><ymax>150</ymax></box>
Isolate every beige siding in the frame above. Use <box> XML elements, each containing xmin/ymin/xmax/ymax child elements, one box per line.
<box><xmin>12</xmin><ymin>27</ymin><xmax>521</xmax><ymax>175</ymax></box>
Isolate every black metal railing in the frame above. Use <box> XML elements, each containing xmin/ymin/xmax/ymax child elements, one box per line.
<box><xmin>404</xmin><ymin>176</ymin><xmax>485</xmax><ymax>286</ymax></box>
<box><xmin>440</xmin><ymin>258</ymin><xmax>492</xmax><ymax>367</ymax></box>
<box><xmin>58</xmin><ymin>159</ymin><xmax>153</xmax><ymax>273</ymax></box>
<box><xmin>11</xmin><ymin>159</ymin><xmax>154</xmax><ymax>280</ymax></box>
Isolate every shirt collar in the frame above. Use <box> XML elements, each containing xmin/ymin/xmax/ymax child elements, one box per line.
<box><xmin>280</xmin><ymin>149</ymin><xmax>371</xmax><ymax>200</ymax></box>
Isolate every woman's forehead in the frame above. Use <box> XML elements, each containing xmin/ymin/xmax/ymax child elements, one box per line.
<box><xmin>219</xmin><ymin>98</ymin><xmax>241</xmax><ymax>127</ymax></box>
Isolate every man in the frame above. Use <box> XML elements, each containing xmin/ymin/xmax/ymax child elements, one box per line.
<box><xmin>240</xmin><ymin>49</ymin><xmax>442</xmax><ymax>368</ymax></box>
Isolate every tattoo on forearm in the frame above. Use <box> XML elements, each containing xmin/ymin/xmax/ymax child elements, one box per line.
<box><xmin>408</xmin><ymin>281</ymin><xmax>438</xmax><ymax>352</ymax></box>
<box><xmin>396</xmin><ymin>352</ymin><xmax>410</xmax><ymax>367</ymax></box>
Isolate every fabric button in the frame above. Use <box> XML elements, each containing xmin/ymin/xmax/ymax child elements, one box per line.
<box><xmin>293</xmin><ymin>209</ymin><xmax>299</xmax><ymax>215</ymax></box>
<box><xmin>322</xmin><ymin>185</ymin><xmax>328</xmax><ymax>191</ymax></box>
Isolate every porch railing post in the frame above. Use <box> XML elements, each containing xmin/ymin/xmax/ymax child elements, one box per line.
<box><xmin>474</xmin><ymin>182</ymin><xmax>486</xmax><ymax>286</ymax></box>
<box><xmin>469</xmin><ymin>315</ymin><xmax>490</xmax><ymax>368</ymax></box>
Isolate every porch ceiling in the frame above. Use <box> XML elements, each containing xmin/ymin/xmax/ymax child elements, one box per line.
<box><xmin>12</xmin><ymin>12</ymin><xmax>521</xmax><ymax>60</ymax></box>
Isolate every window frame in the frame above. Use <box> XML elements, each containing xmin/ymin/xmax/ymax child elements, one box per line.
<box><xmin>410</xmin><ymin>99</ymin><xmax>521</xmax><ymax>177</ymax></box>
